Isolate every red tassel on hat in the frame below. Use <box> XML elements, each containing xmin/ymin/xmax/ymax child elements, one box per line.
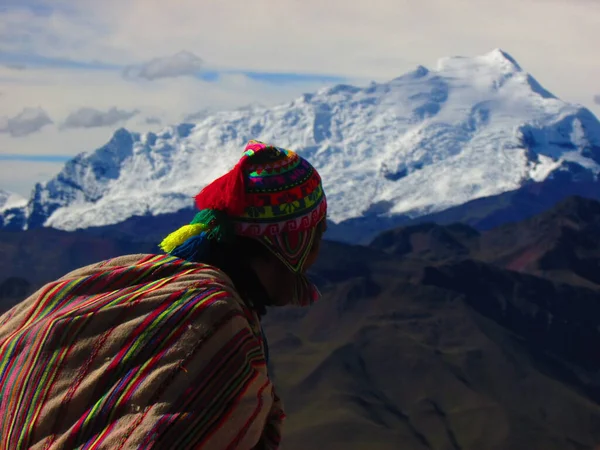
<box><xmin>195</xmin><ymin>156</ymin><xmax>249</xmax><ymax>216</ymax></box>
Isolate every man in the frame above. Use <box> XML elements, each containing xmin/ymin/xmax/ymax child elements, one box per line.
<box><xmin>0</xmin><ymin>140</ymin><xmax>327</xmax><ymax>449</ymax></box>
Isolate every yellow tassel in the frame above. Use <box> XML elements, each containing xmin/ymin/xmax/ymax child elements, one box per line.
<box><xmin>159</xmin><ymin>223</ymin><xmax>206</xmax><ymax>253</ymax></box>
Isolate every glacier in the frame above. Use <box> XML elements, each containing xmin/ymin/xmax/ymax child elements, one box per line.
<box><xmin>2</xmin><ymin>49</ymin><xmax>600</xmax><ymax>236</ymax></box>
<box><xmin>0</xmin><ymin>190</ymin><xmax>26</xmax><ymax>213</ymax></box>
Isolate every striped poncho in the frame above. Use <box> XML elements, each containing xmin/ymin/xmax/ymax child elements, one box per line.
<box><xmin>0</xmin><ymin>254</ymin><xmax>284</xmax><ymax>449</ymax></box>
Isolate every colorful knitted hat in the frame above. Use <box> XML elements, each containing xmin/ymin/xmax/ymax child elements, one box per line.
<box><xmin>159</xmin><ymin>139</ymin><xmax>327</xmax><ymax>305</ymax></box>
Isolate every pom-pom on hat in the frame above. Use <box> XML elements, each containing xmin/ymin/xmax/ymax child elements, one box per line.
<box><xmin>160</xmin><ymin>139</ymin><xmax>327</xmax><ymax>286</ymax></box>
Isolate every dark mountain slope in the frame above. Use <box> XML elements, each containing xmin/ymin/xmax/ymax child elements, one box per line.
<box><xmin>2</xmin><ymin>197</ymin><xmax>600</xmax><ymax>448</ymax></box>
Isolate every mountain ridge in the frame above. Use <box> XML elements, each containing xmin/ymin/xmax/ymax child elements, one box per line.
<box><xmin>2</xmin><ymin>49</ymin><xmax>600</xmax><ymax>243</ymax></box>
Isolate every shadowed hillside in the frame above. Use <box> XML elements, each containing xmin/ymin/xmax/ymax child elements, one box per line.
<box><xmin>267</xmin><ymin>197</ymin><xmax>600</xmax><ymax>449</ymax></box>
<box><xmin>0</xmin><ymin>276</ymin><xmax>32</xmax><ymax>312</ymax></box>
<box><xmin>2</xmin><ymin>196</ymin><xmax>600</xmax><ymax>448</ymax></box>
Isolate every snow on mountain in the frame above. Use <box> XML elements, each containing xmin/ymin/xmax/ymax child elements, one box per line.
<box><xmin>3</xmin><ymin>49</ymin><xmax>600</xmax><ymax>235</ymax></box>
<box><xmin>0</xmin><ymin>190</ymin><xmax>26</xmax><ymax>212</ymax></box>
<box><xmin>0</xmin><ymin>190</ymin><xmax>27</xmax><ymax>230</ymax></box>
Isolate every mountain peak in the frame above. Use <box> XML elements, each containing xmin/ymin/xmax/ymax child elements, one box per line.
<box><xmin>436</xmin><ymin>48</ymin><xmax>523</xmax><ymax>77</ymax></box>
<box><xmin>391</xmin><ymin>65</ymin><xmax>430</xmax><ymax>83</ymax></box>
<box><xmin>484</xmin><ymin>48</ymin><xmax>522</xmax><ymax>70</ymax></box>
<box><xmin>110</xmin><ymin>127</ymin><xmax>136</xmax><ymax>145</ymax></box>
<box><xmin>3</xmin><ymin>51</ymin><xmax>600</xmax><ymax>238</ymax></box>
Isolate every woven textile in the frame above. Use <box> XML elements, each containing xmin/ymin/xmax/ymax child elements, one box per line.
<box><xmin>234</xmin><ymin>139</ymin><xmax>327</xmax><ymax>238</ymax></box>
<box><xmin>0</xmin><ymin>254</ymin><xmax>284</xmax><ymax>449</ymax></box>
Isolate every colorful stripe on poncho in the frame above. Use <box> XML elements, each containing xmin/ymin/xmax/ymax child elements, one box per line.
<box><xmin>0</xmin><ymin>254</ymin><xmax>284</xmax><ymax>450</ymax></box>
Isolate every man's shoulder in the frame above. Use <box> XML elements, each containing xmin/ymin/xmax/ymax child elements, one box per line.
<box><xmin>1</xmin><ymin>254</ymin><xmax>250</xmax><ymax>334</ymax></box>
<box><xmin>46</xmin><ymin>253</ymin><xmax>242</xmax><ymax>311</ymax></box>
<box><xmin>61</xmin><ymin>254</ymin><xmax>232</xmax><ymax>285</ymax></box>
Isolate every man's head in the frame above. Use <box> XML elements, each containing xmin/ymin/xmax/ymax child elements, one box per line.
<box><xmin>160</xmin><ymin>139</ymin><xmax>327</xmax><ymax>306</ymax></box>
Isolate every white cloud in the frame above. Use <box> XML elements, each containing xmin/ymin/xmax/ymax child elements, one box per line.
<box><xmin>0</xmin><ymin>4</ymin><xmax>127</xmax><ymax>64</ymax></box>
<box><xmin>594</xmin><ymin>95</ymin><xmax>600</xmax><ymax>106</ymax></box>
<box><xmin>0</xmin><ymin>107</ymin><xmax>53</xmax><ymax>137</ymax></box>
<box><xmin>0</xmin><ymin>63</ymin><xmax>336</xmax><ymax>159</ymax></box>
<box><xmin>4</xmin><ymin>64</ymin><xmax>27</xmax><ymax>71</ymax></box>
<box><xmin>62</xmin><ymin>107</ymin><xmax>139</xmax><ymax>129</ymax></box>
<box><xmin>123</xmin><ymin>51</ymin><xmax>204</xmax><ymax>80</ymax></box>
<box><xmin>144</xmin><ymin>116</ymin><xmax>162</xmax><ymax>125</ymax></box>
<box><xmin>1</xmin><ymin>1</ymin><xmax>598</xmax><ymax>109</ymax></box>
<box><xmin>184</xmin><ymin>108</ymin><xmax>216</xmax><ymax>123</ymax></box>
<box><xmin>2</xmin><ymin>2</ymin><xmax>597</xmax><ymax>72</ymax></box>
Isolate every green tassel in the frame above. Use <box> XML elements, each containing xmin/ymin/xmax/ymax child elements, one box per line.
<box><xmin>190</xmin><ymin>209</ymin><xmax>234</xmax><ymax>243</ymax></box>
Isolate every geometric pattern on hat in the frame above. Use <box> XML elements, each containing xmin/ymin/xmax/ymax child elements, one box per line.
<box><xmin>259</xmin><ymin>221</ymin><xmax>321</xmax><ymax>273</ymax></box>
<box><xmin>232</xmin><ymin>140</ymin><xmax>327</xmax><ymax>236</ymax></box>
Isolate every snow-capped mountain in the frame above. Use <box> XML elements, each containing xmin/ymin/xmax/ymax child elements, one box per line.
<box><xmin>0</xmin><ymin>190</ymin><xmax>26</xmax><ymax>212</ymax></box>
<box><xmin>3</xmin><ymin>49</ymin><xmax>600</xmax><ymax>236</ymax></box>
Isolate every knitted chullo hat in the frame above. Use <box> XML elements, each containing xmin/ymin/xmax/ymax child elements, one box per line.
<box><xmin>159</xmin><ymin>139</ymin><xmax>327</xmax><ymax>305</ymax></box>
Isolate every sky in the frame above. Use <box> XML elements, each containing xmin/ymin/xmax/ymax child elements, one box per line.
<box><xmin>1</xmin><ymin>0</ymin><xmax>599</xmax><ymax>196</ymax></box>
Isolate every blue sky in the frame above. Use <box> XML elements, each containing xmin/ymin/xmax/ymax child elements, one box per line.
<box><xmin>1</xmin><ymin>0</ymin><xmax>54</xmax><ymax>14</ymax></box>
<box><xmin>0</xmin><ymin>53</ymin><xmax>120</xmax><ymax>71</ymax></box>
<box><xmin>1</xmin><ymin>0</ymin><xmax>599</xmax><ymax>196</ymax></box>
